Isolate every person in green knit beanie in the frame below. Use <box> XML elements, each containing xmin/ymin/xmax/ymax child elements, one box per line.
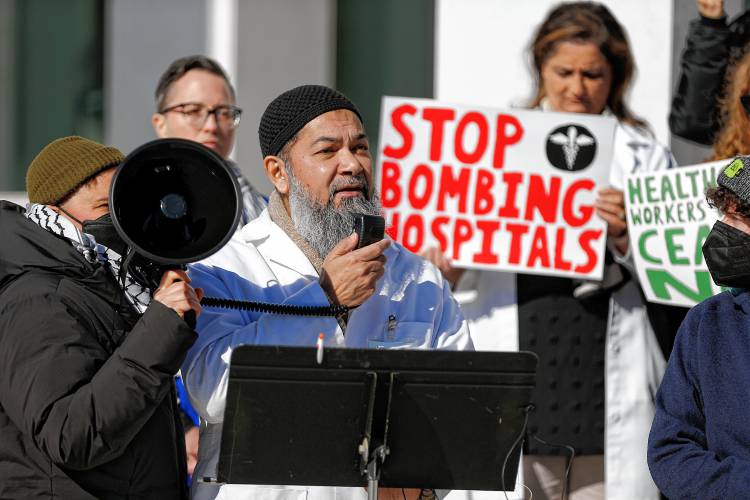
<box><xmin>0</xmin><ymin>135</ymin><xmax>203</xmax><ymax>499</ymax></box>
<box><xmin>26</xmin><ymin>135</ymin><xmax>124</xmax><ymax>205</ymax></box>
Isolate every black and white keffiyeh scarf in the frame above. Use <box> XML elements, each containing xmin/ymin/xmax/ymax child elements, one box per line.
<box><xmin>25</xmin><ymin>203</ymin><xmax>151</xmax><ymax>312</ymax></box>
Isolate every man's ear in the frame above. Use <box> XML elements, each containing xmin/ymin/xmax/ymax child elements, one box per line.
<box><xmin>152</xmin><ymin>113</ymin><xmax>167</xmax><ymax>137</ymax></box>
<box><xmin>264</xmin><ymin>155</ymin><xmax>289</xmax><ymax>195</ymax></box>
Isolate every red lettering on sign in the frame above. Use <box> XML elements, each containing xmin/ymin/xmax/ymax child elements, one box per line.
<box><xmin>525</xmin><ymin>175</ymin><xmax>560</xmax><ymax>223</ymax></box>
<box><xmin>408</xmin><ymin>164</ymin><xmax>434</xmax><ymax>209</ymax></box>
<box><xmin>527</xmin><ymin>226</ymin><xmax>551</xmax><ymax>268</ymax></box>
<box><xmin>454</xmin><ymin>112</ymin><xmax>489</xmax><ymax>165</ymax></box>
<box><xmin>574</xmin><ymin>229</ymin><xmax>603</xmax><ymax>274</ymax></box>
<box><xmin>474</xmin><ymin>169</ymin><xmax>494</xmax><ymax>215</ymax></box>
<box><xmin>553</xmin><ymin>227</ymin><xmax>572</xmax><ymax>271</ymax></box>
<box><xmin>386</xmin><ymin>212</ymin><xmax>399</xmax><ymax>240</ymax></box>
<box><xmin>380</xmin><ymin>161</ymin><xmax>402</xmax><ymax>209</ymax></box>
<box><xmin>452</xmin><ymin>219</ymin><xmax>473</xmax><ymax>260</ymax></box>
<box><xmin>498</xmin><ymin>172</ymin><xmax>523</xmax><ymax>218</ymax></box>
<box><xmin>423</xmin><ymin>107</ymin><xmax>456</xmax><ymax>162</ymax></box>
<box><xmin>431</xmin><ymin>216</ymin><xmax>450</xmax><ymax>253</ymax></box>
<box><xmin>493</xmin><ymin>114</ymin><xmax>524</xmax><ymax>169</ymax></box>
<box><xmin>437</xmin><ymin>165</ymin><xmax>470</xmax><ymax>213</ymax></box>
<box><xmin>505</xmin><ymin>223</ymin><xmax>529</xmax><ymax>265</ymax></box>
<box><xmin>383</xmin><ymin>104</ymin><xmax>416</xmax><ymax>159</ymax></box>
<box><xmin>402</xmin><ymin>214</ymin><xmax>424</xmax><ymax>253</ymax></box>
<box><xmin>473</xmin><ymin>220</ymin><xmax>501</xmax><ymax>264</ymax></box>
<box><xmin>563</xmin><ymin>179</ymin><xmax>595</xmax><ymax>227</ymax></box>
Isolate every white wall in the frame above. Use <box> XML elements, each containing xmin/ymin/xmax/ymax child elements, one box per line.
<box><xmin>105</xmin><ymin>0</ymin><xmax>206</xmax><ymax>154</ymax></box>
<box><xmin>435</xmin><ymin>0</ymin><xmax>674</xmax><ymax>145</ymax></box>
<box><xmin>233</xmin><ymin>0</ymin><xmax>336</xmax><ymax>196</ymax></box>
<box><xmin>0</xmin><ymin>192</ymin><xmax>27</xmax><ymax>206</ymax></box>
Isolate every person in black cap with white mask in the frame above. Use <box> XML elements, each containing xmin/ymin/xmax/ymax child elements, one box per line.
<box><xmin>181</xmin><ymin>85</ymin><xmax>473</xmax><ymax>500</ymax></box>
<box><xmin>648</xmin><ymin>155</ymin><xmax>750</xmax><ymax>498</ymax></box>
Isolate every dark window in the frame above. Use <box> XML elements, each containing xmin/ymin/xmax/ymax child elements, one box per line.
<box><xmin>336</xmin><ymin>0</ymin><xmax>434</xmax><ymax>158</ymax></box>
<box><xmin>3</xmin><ymin>0</ymin><xmax>103</xmax><ymax>191</ymax></box>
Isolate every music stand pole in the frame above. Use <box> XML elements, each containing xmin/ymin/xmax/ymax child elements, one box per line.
<box><xmin>366</xmin><ymin>445</ymin><xmax>389</xmax><ymax>500</ymax></box>
<box><xmin>365</xmin><ymin>371</ymin><xmax>396</xmax><ymax>500</ymax></box>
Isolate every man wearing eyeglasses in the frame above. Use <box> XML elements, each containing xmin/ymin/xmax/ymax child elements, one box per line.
<box><xmin>152</xmin><ymin>55</ymin><xmax>267</xmax><ymax>227</ymax></box>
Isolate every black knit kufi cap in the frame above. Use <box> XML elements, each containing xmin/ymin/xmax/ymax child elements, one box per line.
<box><xmin>258</xmin><ymin>84</ymin><xmax>363</xmax><ymax>157</ymax></box>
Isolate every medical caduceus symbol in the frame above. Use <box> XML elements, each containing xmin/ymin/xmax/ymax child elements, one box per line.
<box><xmin>549</xmin><ymin>126</ymin><xmax>595</xmax><ymax>170</ymax></box>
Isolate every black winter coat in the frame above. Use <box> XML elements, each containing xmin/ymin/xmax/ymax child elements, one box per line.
<box><xmin>670</xmin><ymin>13</ymin><xmax>750</xmax><ymax>145</ymax></box>
<box><xmin>0</xmin><ymin>202</ymin><xmax>196</xmax><ymax>499</ymax></box>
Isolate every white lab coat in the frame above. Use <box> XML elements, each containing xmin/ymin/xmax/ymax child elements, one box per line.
<box><xmin>454</xmin><ymin>121</ymin><xmax>673</xmax><ymax>500</ymax></box>
<box><xmin>183</xmin><ymin>210</ymin><xmax>472</xmax><ymax>500</ymax></box>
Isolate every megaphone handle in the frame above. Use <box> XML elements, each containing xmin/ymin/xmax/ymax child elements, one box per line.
<box><xmin>168</xmin><ymin>264</ymin><xmax>196</xmax><ymax>329</ymax></box>
<box><xmin>184</xmin><ymin>310</ymin><xmax>196</xmax><ymax>329</ymax></box>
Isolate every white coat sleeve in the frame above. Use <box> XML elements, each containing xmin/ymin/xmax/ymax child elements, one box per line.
<box><xmin>611</xmin><ymin>126</ymin><xmax>678</xmax><ymax>275</ymax></box>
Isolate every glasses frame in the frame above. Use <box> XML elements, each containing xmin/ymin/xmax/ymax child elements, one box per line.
<box><xmin>159</xmin><ymin>102</ymin><xmax>243</xmax><ymax>130</ymax></box>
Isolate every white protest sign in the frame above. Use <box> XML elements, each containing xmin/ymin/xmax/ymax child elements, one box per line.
<box><xmin>625</xmin><ymin>160</ymin><xmax>725</xmax><ymax>307</ymax></box>
<box><xmin>377</xmin><ymin>96</ymin><xmax>616</xmax><ymax>280</ymax></box>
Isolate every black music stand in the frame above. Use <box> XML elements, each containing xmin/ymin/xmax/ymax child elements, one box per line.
<box><xmin>216</xmin><ymin>345</ymin><xmax>537</xmax><ymax>498</ymax></box>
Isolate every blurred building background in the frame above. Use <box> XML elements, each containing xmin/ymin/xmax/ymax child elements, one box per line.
<box><xmin>0</xmin><ymin>0</ymin><xmax>747</xmax><ymax>202</ymax></box>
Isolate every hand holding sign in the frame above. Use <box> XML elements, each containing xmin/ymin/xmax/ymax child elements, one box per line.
<box><xmin>420</xmin><ymin>246</ymin><xmax>465</xmax><ymax>287</ymax></box>
<box><xmin>595</xmin><ymin>187</ymin><xmax>629</xmax><ymax>254</ymax></box>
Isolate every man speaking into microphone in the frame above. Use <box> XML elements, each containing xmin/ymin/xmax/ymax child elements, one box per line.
<box><xmin>182</xmin><ymin>85</ymin><xmax>473</xmax><ymax>500</ymax></box>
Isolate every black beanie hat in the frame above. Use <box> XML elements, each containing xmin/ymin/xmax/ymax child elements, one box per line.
<box><xmin>258</xmin><ymin>84</ymin><xmax>363</xmax><ymax>157</ymax></box>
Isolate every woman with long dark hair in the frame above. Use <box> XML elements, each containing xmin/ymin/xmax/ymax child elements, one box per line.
<box><xmin>517</xmin><ymin>5</ymin><xmax>674</xmax><ymax>499</ymax></box>
<box><xmin>425</xmin><ymin>3</ymin><xmax>676</xmax><ymax>499</ymax></box>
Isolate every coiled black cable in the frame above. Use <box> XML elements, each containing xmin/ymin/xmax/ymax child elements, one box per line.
<box><xmin>201</xmin><ymin>296</ymin><xmax>349</xmax><ymax>317</ymax></box>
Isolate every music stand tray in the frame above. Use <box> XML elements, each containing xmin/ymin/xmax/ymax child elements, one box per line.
<box><xmin>217</xmin><ymin>345</ymin><xmax>537</xmax><ymax>493</ymax></box>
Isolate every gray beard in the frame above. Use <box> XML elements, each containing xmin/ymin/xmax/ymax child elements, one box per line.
<box><xmin>287</xmin><ymin>166</ymin><xmax>382</xmax><ymax>260</ymax></box>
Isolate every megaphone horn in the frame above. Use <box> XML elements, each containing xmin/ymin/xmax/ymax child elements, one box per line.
<box><xmin>110</xmin><ymin>138</ymin><xmax>241</xmax><ymax>266</ymax></box>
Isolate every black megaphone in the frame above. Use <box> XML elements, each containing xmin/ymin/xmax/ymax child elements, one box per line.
<box><xmin>109</xmin><ymin>138</ymin><xmax>241</xmax><ymax>287</ymax></box>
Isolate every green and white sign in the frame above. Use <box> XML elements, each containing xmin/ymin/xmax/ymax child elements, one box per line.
<box><xmin>625</xmin><ymin>161</ymin><xmax>725</xmax><ymax>307</ymax></box>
